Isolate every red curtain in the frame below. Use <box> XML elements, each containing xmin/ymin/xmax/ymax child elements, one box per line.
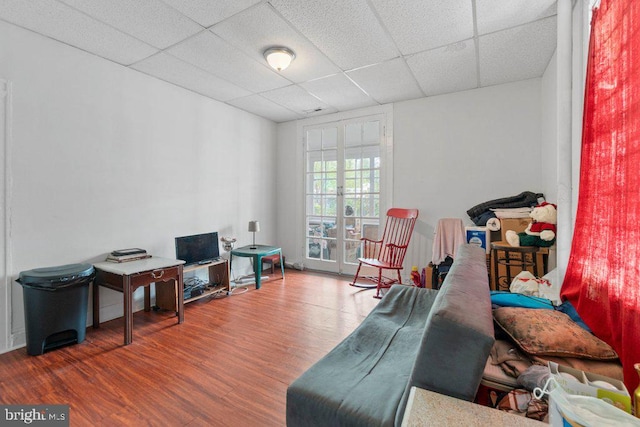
<box><xmin>561</xmin><ymin>0</ymin><xmax>640</xmax><ymax>393</ymax></box>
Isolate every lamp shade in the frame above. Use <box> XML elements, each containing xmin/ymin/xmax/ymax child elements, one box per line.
<box><xmin>264</xmin><ymin>47</ymin><xmax>295</xmax><ymax>71</ymax></box>
<box><xmin>248</xmin><ymin>221</ymin><xmax>260</xmax><ymax>232</ymax></box>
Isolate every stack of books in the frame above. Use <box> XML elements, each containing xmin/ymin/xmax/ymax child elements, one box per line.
<box><xmin>106</xmin><ymin>248</ymin><xmax>151</xmax><ymax>263</ymax></box>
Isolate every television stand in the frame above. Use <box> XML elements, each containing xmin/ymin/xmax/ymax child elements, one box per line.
<box><xmin>155</xmin><ymin>259</ymin><xmax>229</xmax><ymax>311</ymax></box>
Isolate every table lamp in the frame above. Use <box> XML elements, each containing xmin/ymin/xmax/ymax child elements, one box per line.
<box><xmin>248</xmin><ymin>220</ymin><xmax>260</xmax><ymax>249</ymax></box>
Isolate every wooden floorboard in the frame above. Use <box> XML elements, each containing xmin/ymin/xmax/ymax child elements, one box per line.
<box><xmin>0</xmin><ymin>269</ymin><xmax>379</xmax><ymax>426</ymax></box>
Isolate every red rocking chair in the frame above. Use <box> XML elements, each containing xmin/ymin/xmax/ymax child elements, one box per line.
<box><xmin>349</xmin><ymin>208</ymin><xmax>419</xmax><ymax>298</ymax></box>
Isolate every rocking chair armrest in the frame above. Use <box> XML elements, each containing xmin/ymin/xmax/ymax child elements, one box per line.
<box><xmin>361</xmin><ymin>237</ymin><xmax>382</xmax><ymax>244</ymax></box>
<box><xmin>385</xmin><ymin>243</ymin><xmax>408</xmax><ymax>250</ymax></box>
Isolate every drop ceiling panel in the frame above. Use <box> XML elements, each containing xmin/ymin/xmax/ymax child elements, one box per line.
<box><xmin>260</xmin><ymin>85</ymin><xmax>337</xmax><ymax>115</ymax></box>
<box><xmin>0</xmin><ymin>1</ymin><xmax>561</xmax><ymax>123</ymax></box>
<box><xmin>227</xmin><ymin>94</ymin><xmax>302</xmax><ymax>123</ymax></box>
<box><xmin>301</xmin><ymin>74</ymin><xmax>377</xmax><ymax>112</ymax></box>
<box><xmin>269</xmin><ymin>0</ymin><xmax>399</xmax><ymax>70</ymax></box>
<box><xmin>479</xmin><ymin>17</ymin><xmax>557</xmax><ymax>87</ymax></box>
<box><xmin>347</xmin><ymin>58</ymin><xmax>424</xmax><ymax>104</ymax></box>
<box><xmin>370</xmin><ymin>0</ymin><xmax>473</xmax><ymax>55</ymax></box>
<box><xmin>58</xmin><ymin>0</ymin><xmax>202</xmax><ymax>49</ymax></box>
<box><xmin>0</xmin><ymin>0</ymin><xmax>157</xmax><ymax>65</ymax></box>
<box><xmin>476</xmin><ymin>0</ymin><xmax>557</xmax><ymax>35</ymax></box>
<box><xmin>407</xmin><ymin>39</ymin><xmax>478</xmax><ymax>97</ymax></box>
<box><xmin>131</xmin><ymin>53</ymin><xmax>251</xmax><ymax>101</ymax></box>
<box><xmin>211</xmin><ymin>3</ymin><xmax>340</xmax><ymax>83</ymax></box>
<box><xmin>161</xmin><ymin>0</ymin><xmax>262</xmax><ymax>28</ymax></box>
<box><xmin>165</xmin><ymin>30</ymin><xmax>291</xmax><ymax>93</ymax></box>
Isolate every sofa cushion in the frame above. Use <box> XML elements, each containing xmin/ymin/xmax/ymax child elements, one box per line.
<box><xmin>286</xmin><ymin>285</ymin><xmax>438</xmax><ymax>427</ymax></box>
<box><xmin>397</xmin><ymin>245</ymin><xmax>495</xmax><ymax>427</ymax></box>
<box><xmin>493</xmin><ymin>307</ymin><xmax>618</xmax><ymax>360</ymax></box>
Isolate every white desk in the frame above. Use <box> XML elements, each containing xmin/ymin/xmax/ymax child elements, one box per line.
<box><xmin>93</xmin><ymin>257</ymin><xmax>185</xmax><ymax>345</ymax></box>
<box><xmin>402</xmin><ymin>387</ymin><xmax>543</xmax><ymax>426</ymax></box>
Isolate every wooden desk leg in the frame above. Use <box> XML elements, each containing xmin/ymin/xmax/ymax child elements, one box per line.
<box><xmin>177</xmin><ymin>268</ymin><xmax>184</xmax><ymax>324</ymax></box>
<box><xmin>255</xmin><ymin>255</ymin><xmax>262</xmax><ymax>289</ymax></box>
<box><xmin>124</xmin><ymin>275</ymin><xmax>133</xmax><ymax>345</ymax></box>
<box><xmin>93</xmin><ymin>282</ymin><xmax>100</xmax><ymax>328</ymax></box>
<box><xmin>144</xmin><ymin>286</ymin><xmax>151</xmax><ymax>312</ymax></box>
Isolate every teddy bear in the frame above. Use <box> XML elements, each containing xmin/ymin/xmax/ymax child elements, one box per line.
<box><xmin>505</xmin><ymin>202</ymin><xmax>557</xmax><ymax>247</ymax></box>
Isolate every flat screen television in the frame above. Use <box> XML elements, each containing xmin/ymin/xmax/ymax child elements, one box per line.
<box><xmin>175</xmin><ymin>232</ymin><xmax>220</xmax><ymax>266</ymax></box>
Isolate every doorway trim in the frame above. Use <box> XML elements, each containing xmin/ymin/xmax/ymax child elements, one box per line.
<box><xmin>1</xmin><ymin>78</ymin><xmax>14</xmax><ymax>353</ymax></box>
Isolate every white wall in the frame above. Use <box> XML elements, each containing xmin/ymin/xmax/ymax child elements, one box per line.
<box><xmin>0</xmin><ymin>21</ymin><xmax>277</xmax><ymax>353</ymax></box>
<box><xmin>394</xmin><ymin>79</ymin><xmax>543</xmax><ymax>269</ymax></box>
<box><xmin>275</xmin><ymin>119</ymin><xmax>299</xmax><ymax>267</ymax></box>
<box><xmin>277</xmin><ymin>79</ymin><xmax>543</xmax><ymax>273</ymax></box>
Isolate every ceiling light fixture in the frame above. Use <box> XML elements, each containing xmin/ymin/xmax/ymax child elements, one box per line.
<box><xmin>264</xmin><ymin>47</ymin><xmax>296</xmax><ymax>71</ymax></box>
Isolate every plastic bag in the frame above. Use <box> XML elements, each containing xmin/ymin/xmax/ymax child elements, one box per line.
<box><xmin>510</xmin><ymin>270</ymin><xmax>552</xmax><ymax>296</ymax></box>
<box><xmin>534</xmin><ymin>379</ymin><xmax>640</xmax><ymax>427</ymax></box>
<box><xmin>518</xmin><ymin>365</ymin><xmax>550</xmax><ymax>391</ymax></box>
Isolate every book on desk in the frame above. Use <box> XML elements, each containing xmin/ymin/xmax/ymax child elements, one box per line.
<box><xmin>106</xmin><ymin>248</ymin><xmax>151</xmax><ymax>263</ymax></box>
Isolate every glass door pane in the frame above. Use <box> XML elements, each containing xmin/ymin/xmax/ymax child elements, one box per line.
<box><xmin>343</xmin><ymin>121</ymin><xmax>380</xmax><ymax>267</ymax></box>
<box><xmin>305</xmin><ymin>127</ymin><xmax>339</xmax><ymax>268</ymax></box>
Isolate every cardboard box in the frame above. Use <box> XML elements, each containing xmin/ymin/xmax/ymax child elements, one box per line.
<box><xmin>548</xmin><ymin>362</ymin><xmax>631</xmax><ymax>413</ymax></box>
<box><xmin>423</xmin><ymin>264</ymin><xmax>434</xmax><ymax>289</ymax></box>
<box><xmin>499</xmin><ymin>218</ymin><xmax>532</xmax><ymax>241</ymax></box>
<box><xmin>465</xmin><ymin>226</ymin><xmax>489</xmax><ymax>254</ymax></box>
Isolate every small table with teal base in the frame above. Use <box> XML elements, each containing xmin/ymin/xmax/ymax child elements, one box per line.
<box><xmin>230</xmin><ymin>245</ymin><xmax>284</xmax><ymax>289</ymax></box>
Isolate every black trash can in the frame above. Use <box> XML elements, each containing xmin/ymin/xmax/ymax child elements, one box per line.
<box><xmin>17</xmin><ymin>263</ymin><xmax>95</xmax><ymax>355</ymax></box>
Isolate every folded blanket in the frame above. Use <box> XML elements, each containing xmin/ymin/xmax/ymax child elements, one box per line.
<box><xmin>467</xmin><ymin>191</ymin><xmax>542</xmax><ymax>219</ymax></box>
<box><xmin>490</xmin><ymin>340</ymin><xmax>533</xmax><ymax>378</ymax></box>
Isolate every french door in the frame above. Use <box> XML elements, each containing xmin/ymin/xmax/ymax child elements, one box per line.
<box><xmin>304</xmin><ymin>115</ymin><xmax>386</xmax><ymax>275</ymax></box>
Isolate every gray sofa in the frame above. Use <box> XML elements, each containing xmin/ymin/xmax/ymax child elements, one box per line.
<box><xmin>286</xmin><ymin>244</ymin><xmax>495</xmax><ymax>427</ymax></box>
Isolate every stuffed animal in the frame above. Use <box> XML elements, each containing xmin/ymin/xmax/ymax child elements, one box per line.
<box><xmin>505</xmin><ymin>202</ymin><xmax>557</xmax><ymax>247</ymax></box>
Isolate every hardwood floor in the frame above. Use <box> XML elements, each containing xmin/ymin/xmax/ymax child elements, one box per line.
<box><xmin>0</xmin><ymin>269</ymin><xmax>379</xmax><ymax>426</ymax></box>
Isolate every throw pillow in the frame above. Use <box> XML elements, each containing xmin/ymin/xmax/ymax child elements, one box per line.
<box><xmin>493</xmin><ymin>307</ymin><xmax>618</xmax><ymax>360</ymax></box>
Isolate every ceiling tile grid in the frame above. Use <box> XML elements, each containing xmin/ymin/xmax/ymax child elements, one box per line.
<box><xmin>131</xmin><ymin>52</ymin><xmax>251</xmax><ymax>101</ymax></box>
<box><xmin>268</xmin><ymin>0</ymin><xmax>400</xmax><ymax>70</ymax></box>
<box><xmin>300</xmin><ymin>73</ymin><xmax>377</xmax><ymax>112</ymax></box>
<box><xmin>160</xmin><ymin>0</ymin><xmax>262</xmax><ymax>28</ymax></box>
<box><xmin>261</xmin><ymin>84</ymin><xmax>337</xmax><ymax>116</ymax></box>
<box><xmin>0</xmin><ymin>0</ymin><xmax>560</xmax><ymax>122</ymax></box>
<box><xmin>407</xmin><ymin>39</ymin><xmax>478</xmax><ymax>97</ymax></box>
<box><xmin>227</xmin><ymin>94</ymin><xmax>302</xmax><ymax>123</ymax></box>
<box><xmin>58</xmin><ymin>0</ymin><xmax>203</xmax><ymax>49</ymax></box>
<box><xmin>165</xmin><ymin>30</ymin><xmax>291</xmax><ymax>93</ymax></box>
<box><xmin>479</xmin><ymin>16</ymin><xmax>557</xmax><ymax>87</ymax></box>
<box><xmin>347</xmin><ymin>58</ymin><xmax>425</xmax><ymax>105</ymax></box>
<box><xmin>369</xmin><ymin>0</ymin><xmax>474</xmax><ymax>55</ymax></box>
<box><xmin>475</xmin><ymin>0</ymin><xmax>557</xmax><ymax>35</ymax></box>
<box><xmin>211</xmin><ymin>3</ymin><xmax>340</xmax><ymax>83</ymax></box>
<box><xmin>0</xmin><ymin>0</ymin><xmax>158</xmax><ymax>65</ymax></box>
